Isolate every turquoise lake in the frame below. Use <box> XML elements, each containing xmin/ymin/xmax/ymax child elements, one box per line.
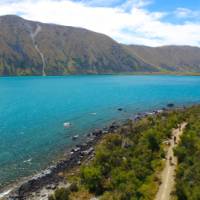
<box><xmin>1</xmin><ymin>75</ymin><xmax>200</xmax><ymax>188</ymax></box>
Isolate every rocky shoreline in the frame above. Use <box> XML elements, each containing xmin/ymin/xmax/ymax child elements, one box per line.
<box><xmin>5</xmin><ymin>122</ymin><xmax>122</xmax><ymax>200</ymax></box>
<box><xmin>2</xmin><ymin>106</ymin><xmax>178</xmax><ymax>200</ymax></box>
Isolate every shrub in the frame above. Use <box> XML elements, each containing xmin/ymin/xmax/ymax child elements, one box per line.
<box><xmin>81</xmin><ymin>166</ymin><xmax>103</xmax><ymax>194</ymax></box>
<box><xmin>48</xmin><ymin>188</ymin><xmax>70</xmax><ymax>200</ymax></box>
<box><xmin>69</xmin><ymin>182</ymin><xmax>79</xmax><ymax>192</ymax></box>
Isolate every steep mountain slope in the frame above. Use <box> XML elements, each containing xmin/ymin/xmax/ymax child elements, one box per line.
<box><xmin>0</xmin><ymin>15</ymin><xmax>153</xmax><ymax>76</ymax></box>
<box><xmin>127</xmin><ymin>45</ymin><xmax>200</xmax><ymax>72</ymax></box>
<box><xmin>1</xmin><ymin>15</ymin><xmax>200</xmax><ymax>76</ymax></box>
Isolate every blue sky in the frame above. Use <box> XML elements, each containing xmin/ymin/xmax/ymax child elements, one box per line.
<box><xmin>0</xmin><ymin>0</ymin><xmax>199</xmax><ymax>46</ymax></box>
<box><xmin>76</xmin><ymin>0</ymin><xmax>200</xmax><ymax>23</ymax></box>
<box><xmin>148</xmin><ymin>0</ymin><xmax>200</xmax><ymax>24</ymax></box>
<box><xmin>75</xmin><ymin>0</ymin><xmax>199</xmax><ymax>10</ymax></box>
<box><xmin>148</xmin><ymin>0</ymin><xmax>199</xmax><ymax>12</ymax></box>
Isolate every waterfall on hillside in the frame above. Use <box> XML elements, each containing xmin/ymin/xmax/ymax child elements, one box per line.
<box><xmin>27</xmin><ymin>24</ymin><xmax>46</xmax><ymax>76</ymax></box>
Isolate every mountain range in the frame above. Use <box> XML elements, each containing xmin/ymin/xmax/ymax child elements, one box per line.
<box><xmin>0</xmin><ymin>15</ymin><xmax>200</xmax><ymax>76</ymax></box>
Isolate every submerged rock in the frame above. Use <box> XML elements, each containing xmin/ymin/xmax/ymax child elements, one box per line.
<box><xmin>167</xmin><ymin>103</ymin><xmax>174</xmax><ymax>108</ymax></box>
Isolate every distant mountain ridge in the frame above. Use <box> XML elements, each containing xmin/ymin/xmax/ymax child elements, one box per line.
<box><xmin>0</xmin><ymin>15</ymin><xmax>200</xmax><ymax>76</ymax></box>
<box><xmin>127</xmin><ymin>45</ymin><xmax>200</xmax><ymax>72</ymax></box>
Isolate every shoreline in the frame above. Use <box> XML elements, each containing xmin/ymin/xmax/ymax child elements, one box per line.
<box><xmin>1</xmin><ymin>72</ymin><xmax>200</xmax><ymax>78</ymax></box>
<box><xmin>0</xmin><ymin>105</ymin><xmax>185</xmax><ymax>200</ymax></box>
<box><xmin>0</xmin><ymin>119</ymin><xmax>123</xmax><ymax>199</ymax></box>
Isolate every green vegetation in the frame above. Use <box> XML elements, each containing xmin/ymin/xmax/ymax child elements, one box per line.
<box><xmin>174</xmin><ymin>106</ymin><xmax>200</xmax><ymax>200</ymax></box>
<box><xmin>49</xmin><ymin>106</ymin><xmax>200</xmax><ymax>200</ymax></box>
<box><xmin>49</xmin><ymin>108</ymin><xmax>190</xmax><ymax>200</ymax></box>
<box><xmin>80</xmin><ymin>111</ymin><xmax>184</xmax><ymax>200</ymax></box>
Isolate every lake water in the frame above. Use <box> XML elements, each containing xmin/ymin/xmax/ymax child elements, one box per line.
<box><xmin>0</xmin><ymin>75</ymin><xmax>200</xmax><ymax>188</ymax></box>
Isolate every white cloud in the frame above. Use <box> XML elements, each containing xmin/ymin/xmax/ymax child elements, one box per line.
<box><xmin>175</xmin><ymin>7</ymin><xmax>200</xmax><ymax>19</ymax></box>
<box><xmin>0</xmin><ymin>0</ymin><xmax>200</xmax><ymax>47</ymax></box>
<box><xmin>121</xmin><ymin>0</ymin><xmax>152</xmax><ymax>9</ymax></box>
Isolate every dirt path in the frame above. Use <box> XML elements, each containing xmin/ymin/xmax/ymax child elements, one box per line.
<box><xmin>155</xmin><ymin>122</ymin><xmax>187</xmax><ymax>200</ymax></box>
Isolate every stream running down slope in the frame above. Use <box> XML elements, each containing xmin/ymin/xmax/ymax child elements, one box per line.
<box><xmin>28</xmin><ymin>24</ymin><xmax>46</xmax><ymax>76</ymax></box>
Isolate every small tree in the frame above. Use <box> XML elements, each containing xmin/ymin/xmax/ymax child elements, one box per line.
<box><xmin>146</xmin><ymin>131</ymin><xmax>160</xmax><ymax>152</ymax></box>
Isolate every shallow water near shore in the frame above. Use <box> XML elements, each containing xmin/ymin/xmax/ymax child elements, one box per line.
<box><xmin>1</xmin><ymin>75</ymin><xmax>200</xmax><ymax>189</ymax></box>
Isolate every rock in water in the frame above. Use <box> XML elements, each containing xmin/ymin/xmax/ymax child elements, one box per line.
<box><xmin>72</xmin><ymin>135</ymin><xmax>79</xmax><ymax>140</ymax></box>
<box><xmin>64</xmin><ymin>122</ymin><xmax>71</xmax><ymax>128</ymax></box>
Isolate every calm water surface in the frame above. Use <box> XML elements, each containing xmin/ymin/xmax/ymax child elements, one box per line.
<box><xmin>0</xmin><ymin>75</ymin><xmax>200</xmax><ymax>187</ymax></box>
